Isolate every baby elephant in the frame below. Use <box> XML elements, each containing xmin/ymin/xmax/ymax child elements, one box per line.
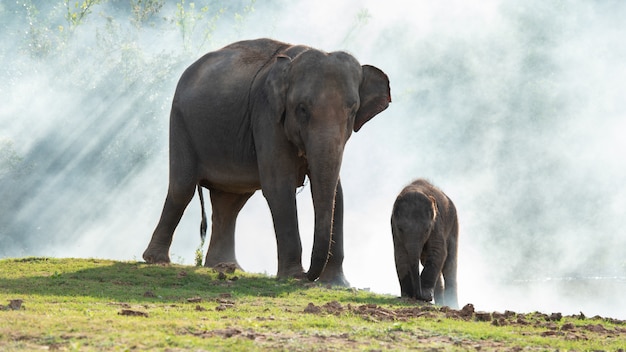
<box><xmin>391</xmin><ymin>179</ymin><xmax>459</xmax><ymax>308</ymax></box>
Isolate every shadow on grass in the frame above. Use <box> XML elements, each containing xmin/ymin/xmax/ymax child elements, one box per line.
<box><xmin>0</xmin><ymin>257</ymin><xmax>305</xmax><ymax>303</ymax></box>
<box><xmin>0</xmin><ymin>257</ymin><xmax>405</xmax><ymax>307</ymax></box>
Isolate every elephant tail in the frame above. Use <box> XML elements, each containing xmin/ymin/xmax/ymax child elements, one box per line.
<box><xmin>198</xmin><ymin>185</ymin><xmax>207</xmax><ymax>242</ymax></box>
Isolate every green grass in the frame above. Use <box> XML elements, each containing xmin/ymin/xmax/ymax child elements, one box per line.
<box><xmin>1</xmin><ymin>258</ymin><xmax>625</xmax><ymax>351</ymax></box>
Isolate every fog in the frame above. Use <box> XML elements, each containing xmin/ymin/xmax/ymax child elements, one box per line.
<box><xmin>1</xmin><ymin>1</ymin><xmax>625</xmax><ymax>319</ymax></box>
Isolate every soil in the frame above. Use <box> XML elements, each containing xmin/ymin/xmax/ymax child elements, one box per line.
<box><xmin>304</xmin><ymin>300</ymin><xmax>626</xmax><ymax>328</ymax></box>
<box><xmin>118</xmin><ymin>309</ymin><xmax>149</xmax><ymax>317</ymax></box>
<box><xmin>178</xmin><ymin>299</ymin><xmax>626</xmax><ymax>351</ymax></box>
<box><xmin>300</xmin><ymin>301</ymin><xmax>626</xmax><ymax>350</ymax></box>
<box><xmin>0</xmin><ymin>299</ymin><xmax>23</xmax><ymax>311</ymax></box>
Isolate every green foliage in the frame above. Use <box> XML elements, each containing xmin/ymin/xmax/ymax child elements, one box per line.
<box><xmin>233</xmin><ymin>0</ymin><xmax>255</xmax><ymax>36</ymax></box>
<box><xmin>64</xmin><ymin>0</ymin><xmax>103</xmax><ymax>30</ymax></box>
<box><xmin>13</xmin><ymin>0</ymin><xmax>257</xmax><ymax>59</ymax></box>
<box><xmin>174</xmin><ymin>0</ymin><xmax>218</xmax><ymax>52</ymax></box>
<box><xmin>130</xmin><ymin>0</ymin><xmax>164</xmax><ymax>28</ymax></box>
<box><xmin>194</xmin><ymin>237</ymin><xmax>205</xmax><ymax>267</ymax></box>
<box><xmin>19</xmin><ymin>1</ymin><xmax>58</xmax><ymax>58</ymax></box>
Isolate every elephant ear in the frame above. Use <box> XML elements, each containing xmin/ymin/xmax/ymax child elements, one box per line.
<box><xmin>265</xmin><ymin>55</ymin><xmax>291</xmax><ymax>124</ymax></box>
<box><xmin>354</xmin><ymin>65</ymin><xmax>391</xmax><ymax>132</ymax></box>
<box><xmin>428</xmin><ymin>195</ymin><xmax>438</xmax><ymax>222</ymax></box>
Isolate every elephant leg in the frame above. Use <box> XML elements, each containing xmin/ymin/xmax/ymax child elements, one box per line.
<box><xmin>262</xmin><ymin>186</ymin><xmax>305</xmax><ymax>279</ymax></box>
<box><xmin>419</xmin><ymin>244</ymin><xmax>446</xmax><ymax>302</ymax></box>
<box><xmin>204</xmin><ymin>189</ymin><xmax>254</xmax><ymax>269</ymax></box>
<box><xmin>143</xmin><ymin>178</ymin><xmax>196</xmax><ymax>264</ymax></box>
<box><xmin>392</xmin><ymin>229</ymin><xmax>418</xmax><ymax>298</ymax></box>
<box><xmin>318</xmin><ymin>180</ymin><xmax>350</xmax><ymax>286</ymax></box>
<box><xmin>396</xmin><ymin>253</ymin><xmax>419</xmax><ymax>299</ymax></box>
<box><xmin>442</xmin><ymin>241</ymin><xmax>459</xmax><ymax>309</ymax></box>
<box><xmin>144</xmin><ymin>107</ymin><xmax>198</xmax><ymax>264</ymax></box>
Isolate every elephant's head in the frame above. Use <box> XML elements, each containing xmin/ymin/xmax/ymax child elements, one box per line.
<box><xmin>265</xmin><ymin>49</ymin><xmax>391</xmax><ymax>281</ymax></box>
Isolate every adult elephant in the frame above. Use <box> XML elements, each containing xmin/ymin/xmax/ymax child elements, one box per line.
<box><xmin>142</xmin><ymin>38</ymin><xmax>391</xmax><ymax>286</ymax></box>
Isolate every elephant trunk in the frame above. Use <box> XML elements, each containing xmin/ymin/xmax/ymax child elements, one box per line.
<box><xmin>414</xmin><ymin>238</ymin><xmax>437</xmax><ymax>302</ymax></box>
<box><xmin>409</xmin><ymin>263</ymin><xmax>421</xmax><ymax>300</ymax></box>
<box><xmin>405</xmin><ymin>239</ymin><xmax>423</xmax><ymax>299</ymax></box>
<box><xmin>305</xmin><ymin>142</ymin><xmax>343</xmax><ymax>281</ymax></box>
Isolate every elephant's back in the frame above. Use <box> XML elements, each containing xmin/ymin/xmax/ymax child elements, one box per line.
<box><xmin>176</xmin><ymin>39</ymin><xmax>291</xmax><ymax>101</ymax></box>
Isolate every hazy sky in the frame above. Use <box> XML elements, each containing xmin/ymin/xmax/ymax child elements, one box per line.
<box><xmin>1</xmin><ymin>0</ymin><xmax>625</xmax><ymax>318</ymax></box>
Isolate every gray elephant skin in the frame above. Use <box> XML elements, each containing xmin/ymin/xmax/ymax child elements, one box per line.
<box><xmin>391</xmin><ymin>179</ymin><xmax>459</xmax><ymax>308</ymax></box>
<box><xmin>142</xmin><ymin>38</ymin><xmax>391</xmax><ymax>286</ymax></box>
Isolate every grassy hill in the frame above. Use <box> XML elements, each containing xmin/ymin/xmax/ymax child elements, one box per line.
<box><xmin>0</xmin><ymin>258</ymin><xmax>624</xmax><ymax>351</ymax></box>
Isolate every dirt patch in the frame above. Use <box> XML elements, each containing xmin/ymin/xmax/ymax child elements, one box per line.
<box><xmin>118</xmin><ymin>309</ymin><xmax>149</xmax><ymax>317</ymax></box>
<box><xmin>186</xmin><ymin>294</ymin><xmax>236</xmax><ymax>312</ymax></box>
<box><xmin>303</xmin><ymin>301</ymin><xmax>439</xmax><ymax>322</ymax></box>
<box><xmin>180</xmin><ymin>326</ymin><xmax>361</xmax><ymax>350</ymax></box>
<box><xmin>0</xmin><ymin>299</ymin><xmax>24</xmax><ymax>311</ymax></box>
<box><xmin>303</xmin><ymin>301</ymin><xmax>626</xmax><ymax>332</ymax></box>
<box><xmin>298</xmin><ymin>300</ymin><xmax>626</xmax><ymax>351</ymax></box>
<box><xmin>215</xmin><ymin>297</ymin><xmax>235</xmax><ymax>311</ymax></box>
<box><xmin>304</xmin><ymin>301</ymin><xmax>436</xmax><ymax>322</ymax></box>
<box><xmin>183</xmin><ymin>327</ymin><xmax>259</xmax><ymax>340</ymax></box>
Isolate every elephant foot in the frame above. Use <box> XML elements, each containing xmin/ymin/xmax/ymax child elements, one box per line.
<box><xmin>418</xmin><ymin>288</ymin><xmax>434</xmax><ymax>302</ymax></box>
<box><xmin>142</xmin><ymin>245</ymin><xmax>171</xmax><ymax>264</ymax></box>
<box><xmin>205</xmin><ymin>261</ymin><xmax>243</xmax><ymax>273</ymax></box>
<box><xmin>204</xmin><ymin>254</ymin><xmax>243</xmax><ymax>270</ymax></box>
<box><xmin>277</xmin><ymin>264</ymin><xmax>306</xmax><ymax>280</ymax></box>
<box><xmin>318</xmin><ymin>268</ymin><xmax>350</xmax><ymax>287</ymax></box>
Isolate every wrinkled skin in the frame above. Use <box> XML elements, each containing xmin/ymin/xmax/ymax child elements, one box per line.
<box><xmin>391</xmin><ymin>179</ymin><xmax>459</xmax><ymax>308</ymax></box>
<box><xmin>143</xmin><ymin>38</ymin><xmax>391</xmax><ymax>286</ymax></box>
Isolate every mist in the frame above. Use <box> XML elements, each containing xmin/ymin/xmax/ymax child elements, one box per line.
<box><xmin>1</xmin><ymin>1</ymin><xmax>625</xmax><ymax>319</ymax></box>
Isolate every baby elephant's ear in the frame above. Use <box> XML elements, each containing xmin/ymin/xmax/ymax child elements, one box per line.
<box><xmin>265</xmin><ymin>55</ymin><xmax>292</xmax><ymax>123</ymax></box>
<box><xmin>355</xmin><ymin>65</ymin><xmax>391</xmax><ymax>132</ymax></box>
<box><xmin>428</xmin><ymin>195</ymin><xmax>438</xmax><ymax>221</ymax></box>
